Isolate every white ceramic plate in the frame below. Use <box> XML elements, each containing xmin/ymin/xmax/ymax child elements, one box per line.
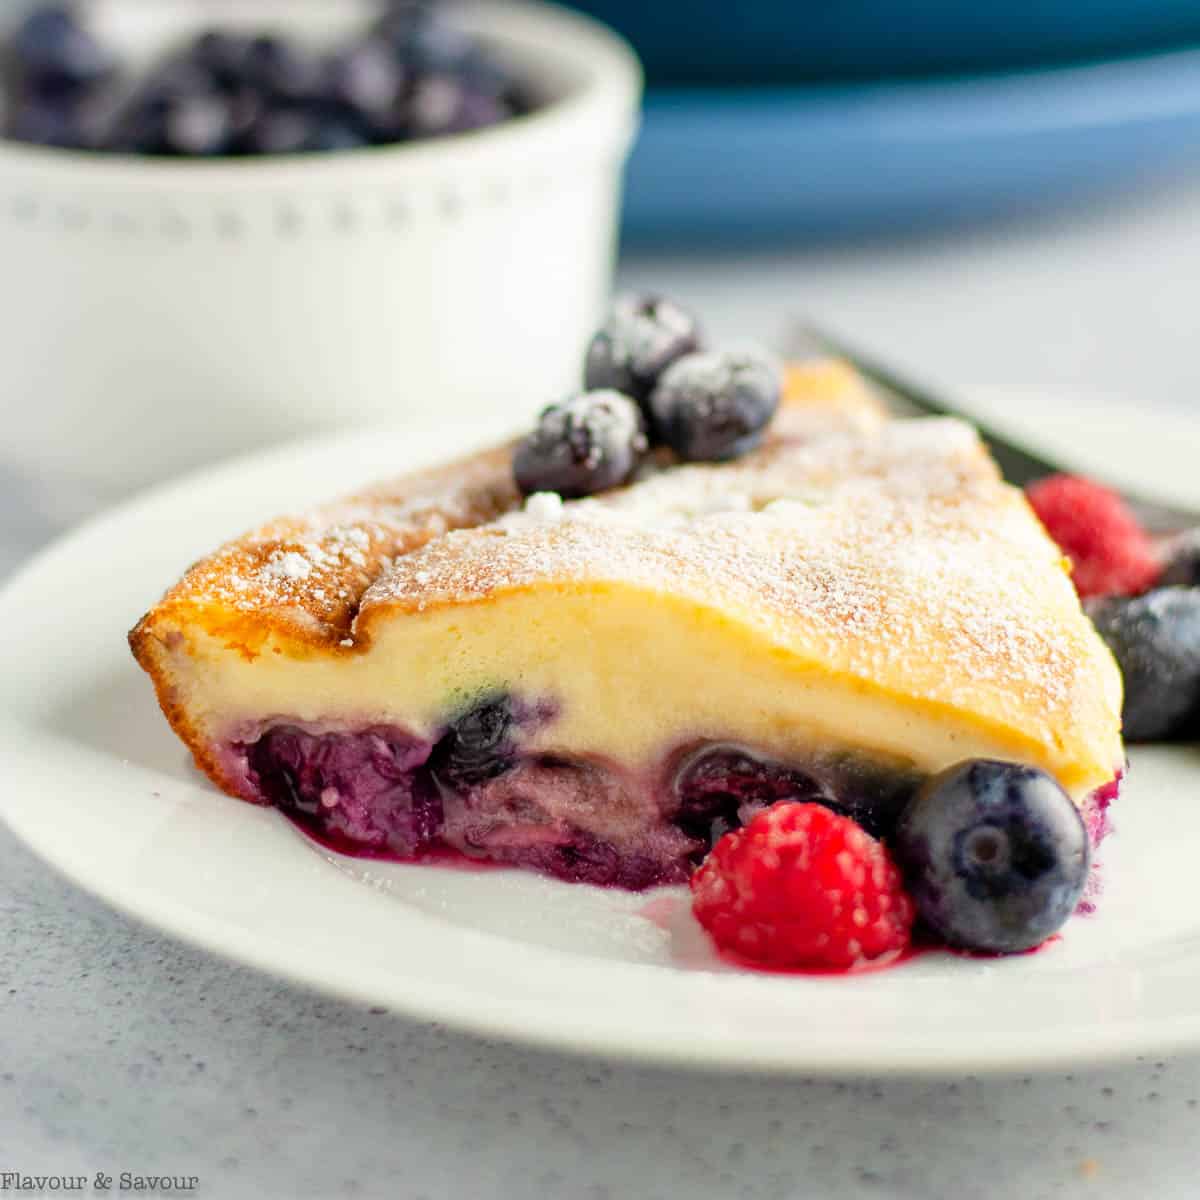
<box><xmin>3</xmin><ymin>396</ymin><xmax>1199</xmax><ymax>1076</ymax></box>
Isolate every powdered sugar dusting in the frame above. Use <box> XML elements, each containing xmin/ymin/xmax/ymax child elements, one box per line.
<box><xmin>263</xmin><ymin>551</ymin><xmax>312</xmax><ymax>582</ymax></box>
<box><xmin>522</xmin><ymin>491</ymin><xmax>566</xmax><ymax>524</ymax></box>
<box><xmin>363</xmin><ymin>416</ymin><xmax>1112</xmax><ymax>746</ymax></box>
<box><xmin>143</xmin><ymin>381</ymin><xmax>886</xmax><ymax>642</ymax></box>
<box><xmin>528</xmin><ymin>391</ymin><xmax>647</xmax><ymax>472</ymax></box>
<box><xmin>148</xmin><ymin>444</ymin><xmax>520</xmax><ymax>635</ymax></box>
<box><xmin>603</xmin><ymin>294</ymin><xmax>696</xmax><ymax>369</ymax></box>
<box><xmin>660</xmin><ymin>342</ymin><xmax>781</xmax><ymax>394</ymax></box>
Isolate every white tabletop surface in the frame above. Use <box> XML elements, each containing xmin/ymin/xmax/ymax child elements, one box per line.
<box><xmin>5</xmin><ymin>176</ymin><xmax>1200</xmax><ymax>1198</ymax></box>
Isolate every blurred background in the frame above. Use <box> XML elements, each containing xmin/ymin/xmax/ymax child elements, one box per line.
<box><xmin>4</xmin><ymin>7</ymin><xmax>1200</xmax><ymax>1198</ymax></box>
<box><xmin>580</xmin><ymin>0</ymin><xmax>1200</xmax><ymax>242</ymax></box>
<box><xmin>3</xmin><ymin>0</ymin><xmax>1200</xmax><ymax>577</ymax></box>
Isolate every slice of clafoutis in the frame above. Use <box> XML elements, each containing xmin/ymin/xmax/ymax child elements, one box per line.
<box><xmin>130</xmin><ymin>360</ymin><xmax>1125</xmax><ymax>891</ymax></box>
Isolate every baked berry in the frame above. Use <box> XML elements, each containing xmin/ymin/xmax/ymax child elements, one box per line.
<box><xmin>1025</xmin><ymin>474</ymin><xmax>1161</xmax><ymax>599</ymax></box>
<box><xmin>514</xmin><ymin>391</ymin><xmax>647</xmax><ymax>499</ymax></box>
<box><xmin>826</xmin><ymin>758</ymin><xmax>924</xmax><ymax>841</ymax></box>
<box><xmin>248</xmin><ymin>724</ymin><xmax>441</xmax><ymax>856</ymax></box>
<box><xmin>894</xmin><ymin>760</ymin><xmax>1090</xmax><ymax>954</ymax></box>
<box><xmin>584</xmin><ymin>294</ymin><xmax>702</xmax><ymax>408</ymax></box>
<box><xmin>673</xmin><ymin>747</ymin><xmax>827</xmax><ymax>853</ymax></box>
<box><xmin>429</xmin><ymin>694</ymin><xmax>518</xmax><ymax>790</ymax></box>
<box><xmin>1086</xmin><ymin>588</ymin><xmax>1200</xmax><ymax>741</ymax></box>
<box><xmin>691</xmin><ymin>802</ymin><xmax>913</xmax><ymax>970</ymax></box>
<box><xmin>649</xmin><ymin>347</ymin><xmax>782</xmax><ymax>462</ymax></box>
<box><xmin>1161</xmin><ymin>529</ymin><xmax>1200</xmax><ymax>588</ymax></box>
<box><xmin>11</xmin><ymin>6</ymin><xmax>113</xmax><ymax>92</ymax></box>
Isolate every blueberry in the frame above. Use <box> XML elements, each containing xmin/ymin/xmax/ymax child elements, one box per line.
<box><xmin>307</xmin><ymin>113</ymin><xmax>371</xmax><ymax>152</ymax></box>
<box><xmin>452</xmin><ymin>88</ymin><xmax>512</xmax><ymax>134</ymax></box>
<box><xmin>429</xmin><ymin>694</ymin><xmax>518</xmax><ymax>790</ymax></box>
<box><xmin>161</xmin><ymin>93</ymin><xmax>233</xmax><ymax>156</ymax></box>
<box><xmin>186</xmin><ymin>30</ymin><xmax>252</xmax><ymax>91</ymax></box>
<box><xmin>404</xmin><ymin>15</ymin><xmax>477</xmax><ymax>75</ymax></box>
<box><xmin>242</xmin><ymin>34</ymin><xmax>324</xmax><ymax>103</ymax></box>
<box><xmin>327</xmin><ymin>38</ymin><xmax>406</xmax><ymax>125</ymax></box>
<box><xmin>225</xmin><ymin>86</ymin><xmax>267</xmax><ymax>148</ymax></box>
<box><xmin>584</xmin><ymin>294</ymin><xmax>702</xmax><ymax>409</ymax></box>
<box><xmin>373</xmin><ymin>1</ymin><xmax>434</xmax><ymax>51</ymax></box>
<box><xmin>673</xmin><ymin>747</ymin><xmax>828</xmax><ymax>852</ymax></box>
<box><xmin>1161</xmin><ymin>530</ymin><xmax>1200</xmax><ymax>588</ymax></box>
<box><xmin>104</xmin><ymin>58</ymin><xmax>234</xmax><ymax>156</ymax></box>
<box><xmin>6</xmin><ymin>91</ymin><xmax>89</xmax><ymax>148</ymax></box>
<box><xmin>100</xmin><ymin>93</ymin><xmax>165</xmax><ymax>154</ymax></box>
<box><xmin>407</xmin><ymin>74</ymin><xmax>509</xmax><ymax>138</ymax></box>
<box><xmin>513</xmin><ymin>391</ymin><xmax>647</xmax><ymax>499</ymax></box>
<box><xmin>894</xmin><ymin>760</ymin><xmax>1090</xmax><ymax>954</ymax></box>
<box><xmin>104</xmin><ymin>58</ymin><xmax>219</xmax><ymax>152</ymax></box>
<box><xmin>408</xmin><ymin>74</ymin><xmax>511</xmax><ymax>139</ymax></box>
<box><xmin>138</xmin><ymin>56</ymin><xmax>218</xmax><ymax>104</ymax></box>
<box><xmin>1086</xmin><ymin>588</ymin><xmax>1200</xmax><ymax>741</ymax></box>
<box><xmin>648</xmin><ymin>347</ymin><xmax>782</xmax><ymax>462</ymax></box>
<box><xmin>240</xmin><ymin>105</ymin><xmax>315</xmax><ymax>155</ymax></box>
<box><xmin>823</xmin><ymin>757</ymin><xmax>923</xmax><ymax>841</ymax></box>
<box><xmin>5</xmin><ymin>5</ymin><xmax>525</xmax><ymax>159</ymax></box>
<box><xmin>405</xmin><ymin>74</ymin><xmax>462</xmax><ymax>138</ymax></box>
<box><xmin>11</xmin><ymin>6</ymin><xmax>114</xmax><ymax>92</ymax></box>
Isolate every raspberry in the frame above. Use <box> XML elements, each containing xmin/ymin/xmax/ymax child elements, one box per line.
<box><xmin>690</xmin><ymin>803</ymin><xmax>914</xmax><ymax>970</ymax></box>
<box><xmin>1025</xmin><ymin>474</ymin><xmax>1161</xmax><ymax>599</ymax></box>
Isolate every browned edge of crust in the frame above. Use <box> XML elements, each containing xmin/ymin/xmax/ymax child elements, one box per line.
<box><xmin>128</xmin><ymin>358</ymin><xmax>885</xmax><ymax>802</ymax></box>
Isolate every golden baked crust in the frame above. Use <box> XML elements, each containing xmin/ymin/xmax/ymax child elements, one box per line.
<box><xmin>132</xmin><ymin>360</ymin><xmax>878</xmax><ymax>650</ymax></box>
<box><xmin>131</xmin><ymin>358</ymin><xmax>1123</xmax><ymax>803</ymax></box>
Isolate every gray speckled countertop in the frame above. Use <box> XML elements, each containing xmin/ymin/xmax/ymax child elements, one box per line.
<box><xmin>5</xmin><ymin>817</ymin><xmax>1200</xmax><ymax>1199</ymax></box>
<box><xmin>7</xmin><ymin>181</ymin><xmax>1200</xmax><ymax>1198</ymax></box>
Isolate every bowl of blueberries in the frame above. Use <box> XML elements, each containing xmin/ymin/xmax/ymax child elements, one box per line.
<box><xmin>0</xmin><ymin>0</ymin><xmax>640</xmax><ymax>505</ymax></box>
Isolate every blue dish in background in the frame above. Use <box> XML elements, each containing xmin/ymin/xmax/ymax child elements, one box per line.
<box><xmin>620</xmin><ymin>47</ymin><xmax>1200</xmax><ymax>242</ymax></box>
<box><xmin>566</xmin><ymin>0</ymin><xmax>1200</xmax><ymax>84</ymax></box>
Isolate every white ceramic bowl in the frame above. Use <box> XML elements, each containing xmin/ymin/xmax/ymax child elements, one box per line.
<box><xmin>0</xmin><ymin>0</ymin><xmax>641</xmax><ymax>506</ymax></box>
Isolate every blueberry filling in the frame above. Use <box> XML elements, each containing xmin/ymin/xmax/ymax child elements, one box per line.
<box><xmin>673</xmin><ymin>746</ymin><xmax>830</xmax><ymax>855</ymax></box>
<box><xmin>246</xmin><ymin>724</ymin><xmax>440</xmax><ymax>857</ymax></box>
<box><xmin>240</xmin><ymin>705</ymin><xmax>1116</xmax><ymax>892</ymax></box>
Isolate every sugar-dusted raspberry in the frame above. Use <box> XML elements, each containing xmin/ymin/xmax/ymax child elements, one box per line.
<box><xmin>690</xmin><ymin>802</ymin><xmax>914</xmax><ymax>970</ymax></box>
<box><xmin>1025</xmin><ymin>474</ymin><xmax>1161</xmax><ymax>599</ymax></box>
